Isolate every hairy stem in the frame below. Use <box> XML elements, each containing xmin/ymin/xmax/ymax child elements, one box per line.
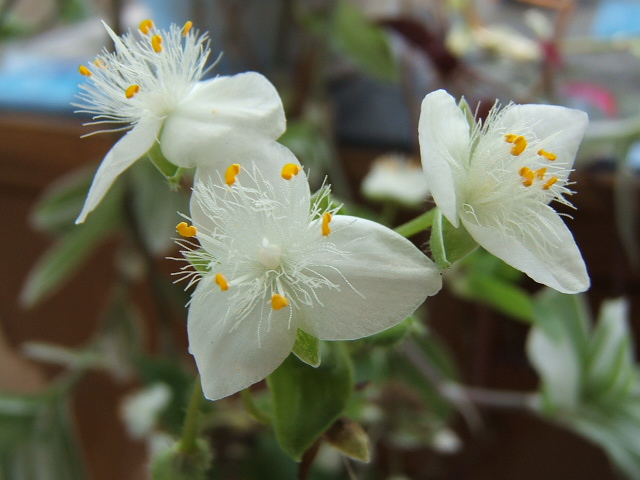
<box><xmin>179</xmin><ymin>375</ymin><xmax>203</xmax><ymax>454</ymax></box>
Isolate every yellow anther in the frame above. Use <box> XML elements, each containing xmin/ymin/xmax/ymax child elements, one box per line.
<box><xmin>183</xmin><ymin>21</ymin><xmax>193</xmax><ymax>36</ymax></box>
<box><xmin>535</xmin><ymin>168</ymin><xmax>547</xmax><ymax>180</ymax></box>
<box><xmin>225</xmin><ymin>164</ymin><xmax>241</xmax><ymax>186</ymax></box>
<box><xmin>139</xmin><ymin>19</ymin><xmax>154</xmax><ymax>34</ymax></box>
<box><xmin>215</xmin><ymin>273</ymin><xmax>229</xmax><ymax>291</ymax></box>
<box><xmin>152</xmin><ymin>34</ymin><xmax>163</xmax><ymax>53</ymax></box>
<box><xmin>93</xmin><ymin>58</ymin><xmax>106</xmax><ymax>68</ymax></box>
<box><xmin>176</xmin><ymin>221</ymin><xmax>197</xmax><ymax>237</ymax></box>
<box><xmin>281</xmin><ymin>163</ymin><xmax>301</xmax><ymax>180</ymax></box>
<box><xmin>519</xmin><ymin>167</ymin><xmax>534</xmax><ymax>187</ymax></box>
<box><xmin>505</xmin><ymin>134</ymin><xmax>527</xmax><ymax>156</ymax></box>
<box><xmin>543</xmin><ymin>176</ymin><xmax>558</xmax><ymax>190</ymax></box>
<box><xmin>322</xmin><ymin>212</ymin><xmax>332</xmax><ymax>236</ymax></box>
<box><xmin>271</xmin><ymin>294</ymin><xmax>289</xmax><ymax>310</ymax></box>
<box><xmin>125</xmin><ymin>84</ymin><xmax>140</xmax><ymax>99</ymax></box>
<box><xmin>78</xmin><ymin>65</ymin><xmax>92</xmax><ymax>77</ymax></box>
<box><xmin>538</xmin><ymin>149</ymin><xmax>557</xmax><ymax>161</ymax></box>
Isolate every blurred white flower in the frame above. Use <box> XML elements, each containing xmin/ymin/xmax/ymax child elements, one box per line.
<box><xmin>361</xmin><ymin>153</ymin><xmax>430</xmax><ymax>207</ymax></box>
<box><xmin>175</xmin><ymin>151</ymin><xmax>442</xmax><ymax>401</ymax></box>
<box><xmin>120</xmin><ymin>383</ymin><xmax>172</xmax><ymax>440</ymax></box>
<box><xmin>431</xmin><ymin>428</ymin><xmax>462</xmax><ymax>454</ymax></box>
<box><xmin>446</xmin><ymin>22</ymin><xmax>540</xmax><ymax>62</ymax></box>
<box><xmin>419</xmin><ymin>89</ymin><xmax>589</xmax><ymax>293</ymax></box>
<box><xmin>75</xmin><ymin>19</ymin><xmax>285</xmax><ymax>223</ymax></box>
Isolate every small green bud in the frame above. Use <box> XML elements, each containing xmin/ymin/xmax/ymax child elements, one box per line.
<box><xmin>324</xmin><ymin>417</ymin><xmax>370</xmax><ymax>463</ymax></box>
<box><xmin>151</xmin><ymin>438</ymin><xmax>213</xmax><ymax>480</ymax></box>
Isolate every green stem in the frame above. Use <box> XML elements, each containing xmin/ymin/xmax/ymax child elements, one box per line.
<box><xmin>379</xmin><ymin>202</ymin><xmax>398</xmax><ymax>227</ymax></box>
<box><xmin>146</xmin><ymin>143</ymin><xmax>184</xmax><ymax>188</ymax></box>
<box><xmin>394</xmin><ymin>208</ymin><xmax>436</xmax><ymax>238</ymax></box>
<box><xmin>179</xmin><ymin>375</ymin><xmax>203</xmax><ymax>454</ymax></box>
<box><xmin>240</xmin><ymin>389</ymin><xmax>271</xmax><ymax>425</ymax></box>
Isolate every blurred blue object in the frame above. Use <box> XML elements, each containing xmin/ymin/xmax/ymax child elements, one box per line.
<box><xmin>0</xmin><ymin>55</ymin><xmax>79</xmax><ymax>113</ymax></box>
<box><xmin>592</xmin><ymin>0</ymin><xmax>640</xmax><ymax>38</ymax></box>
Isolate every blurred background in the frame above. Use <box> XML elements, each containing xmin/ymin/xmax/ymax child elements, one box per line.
<box><xmin>1</xmin><ymin>0</ymin><xmax>639</xmax><ymax>479</ymax></box>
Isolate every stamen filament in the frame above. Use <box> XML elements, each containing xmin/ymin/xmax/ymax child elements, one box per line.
<box><xmin>322</xmin><ymin>212</ymin><xmax>332</xmax><ymax>236</ymax></box>
<box><xmin>281</xmin><ymin>163</ymin><xmax>301</xmax><ymax>180</ymax></box>
<box><xmin>225</xmin><ymin>164</ymin><xmax>241</xmax><ymax>186</ymax></box>
<box><xmin>139</xmin><ymin>19</ymin><xmax>154</xmax><ymax>35</ymax></box>
<box><xmin>152</xmin><ymin>35</ymin><xmax>163</xmax><ymax>53</ymax></box>
<box><xmin>271</xmin><ymin>294</ymin><xmax>289</xmax><ymax>310</ymax></box>
<box><xmin>538</xmin><ymin>149</ymin><xmax>557</xmax><ymax>161</ymax></box>
<box><xmin>176</xmin><ymin>222</ymin><xmax>197</xmax><ymax>237</ymax></box>
<box><xmin>215</xmin><ymin>273</ymin><xmax>229</xmax><ymax>291</ymax></box>
<box><xmin>125</xmin><ymin>85</ymin><xmax>140</xmax><ymax>99</ymax></box>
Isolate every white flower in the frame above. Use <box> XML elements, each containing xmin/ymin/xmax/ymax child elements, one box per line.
<box><xmin>74</xmin><ymin>19</ymin><xmax>286</xmax><ymax>223</ymax></box>
<box><xmin>175</xmin><ymin>150</ymin><xmax>442</xmax><ymax>401</ymax></box>
<box><xmin>419</xmin><ymin>89</ymin><xmax>589</xmax><ymax>293</ymax></box>
<box><xmin>361</xmin><ymin>153</ymin><xmax>430</xmax><ymax>207</ymax></box>
<box><xmin>120</xmin><ymin>383</ymin><xmax>172</xmax><ymax>439</ymax></box>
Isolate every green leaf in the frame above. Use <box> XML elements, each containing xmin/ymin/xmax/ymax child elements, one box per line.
<box><xmin>0</xmin><ymin>393</ymin><xmax>43</xmax><ymax>449</ymax></box>
<box><xmin>22</xmin><ymin>165</ymin><xmax>124</xmax><ymax>307</ymax></box>
<box><xmin>430</xmin><ymin>209</ymin><xmax>478</xmax><ymax>268</ymax></box>
<box><xmin>130</xmin><ymin>159</ymin><xmax>191</xmax><ymax>254</ymax></box>
<box><xmin>455</xmin><ymin>272</ymin><xmax>534</xmax><ymax>323</ymax></box>
<box><xmin>533</xmin><ymin>289</ymin><xmax>591</xmax><ymax>360</ymax></box>
<box><xmin>20</xmin><ymin>203</ymin><xmax>120</xmax><ymax>308</ymax></box>
<box><xmin>0</xmin><ymin>394</ymin><xmax>86</xmax><ymax>480</ymax></box>
<box><xmin>31</xmin><ymin>166</ymin><xmax>96</xmax><ymax>234</ymax></box>
<box><xmin>459</xmin><ymin>248</ymin><xmax>523</xmax><ymax>282</ymax></box>
<box><xmin>361</xmin><ymin>316</ymin><xmax>415</xmax><ymax>346</ymax></box>
<box><xmin>267</xmin><ymin>343</ymin><xmax>354</xmax><ymax>460</ymax></box>
<box><xmin>292</xmin><ymin>330</ymin><xmax>321</xmax><ymax>368</ymax></box>
<box><xmin>458</xmin><ymin>96</ymin><xmax>477</xmax><ymax>129</ymax></box>
<box><xmin>331</xmin><ymin>0</ymin><xmax>399</xmax><ymax>82</ymax></box>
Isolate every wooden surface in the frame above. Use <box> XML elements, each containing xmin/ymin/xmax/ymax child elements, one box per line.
<box><xmin>0</xmin><ymin>110</ymin><xmax>147</xmax><ymax>480</ymax></box>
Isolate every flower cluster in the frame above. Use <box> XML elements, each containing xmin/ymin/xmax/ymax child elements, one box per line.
<box><xmin>75</xmin><ymin>21</ymin><xmax>590</xmax><ymax>402</ymax></box>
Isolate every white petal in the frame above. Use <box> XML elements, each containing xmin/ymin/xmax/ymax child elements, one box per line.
<box><xmin>188</xmin><ymin>276</ymin><xmax>298</xmax><ymax>401</ymax></box>
<box><xmin>297</xmin><ymin>216</ymin><xmax>442</xmax><ymax>340</ymax></box>
<box><xmin>160</xmin><ymin>72</ymin><xmax>286</xmax><ymax>168</ymax></box>
<box><xmin>499</xmin><ymin>104</ymin><xmax>588</xmax><ymax>177</ymax></box>
<box><xmin>418</xmin><ymin>89</ymin><xmax>471</xmax><ymax>227</ymax></box>
<box><xmin>461</xmin><ymin>207</ymin><xmax>589</xmax><ymax>293</ymax></box>
<box><xmin>76</xmin><ymin>115</ymin><xmax>162</xmax><ymax>223</ymax></box>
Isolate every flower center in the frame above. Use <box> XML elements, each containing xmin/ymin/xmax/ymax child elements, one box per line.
<box><xmin>504</xmin><ymin>133</ymin><xmax>559</xmax><ymax>190</ymax></box>
<box><xmin>257</xmin><ymin>238</ymin><xmax>282</xmax><ymax>270</ymax></box>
